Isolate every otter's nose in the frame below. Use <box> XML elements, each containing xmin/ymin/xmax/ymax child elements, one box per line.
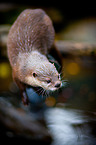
<box><xmin>55</xmin><ymin>83</ymin><xmax>61</xmax><ymax>88</ymax></box>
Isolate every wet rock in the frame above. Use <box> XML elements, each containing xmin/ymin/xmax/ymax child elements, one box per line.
<box><xmin>0</xmin><ymin>92</ymin><xmax>52</xmax><ymax>144</ymax></box>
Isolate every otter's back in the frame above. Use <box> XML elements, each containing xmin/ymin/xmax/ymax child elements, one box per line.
<box><xmin>7</xmin><ymin>9</ymin><xmax>55</xmax><ymax>66</ymax></box>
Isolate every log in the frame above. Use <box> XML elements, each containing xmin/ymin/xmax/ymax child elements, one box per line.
<box><xmin>55</xmin><ymin>40</ymin><xmax>96</xmax><ymax>56</ymax></box>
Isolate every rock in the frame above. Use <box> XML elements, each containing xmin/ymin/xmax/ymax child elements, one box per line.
<box><xmin>0</xmin><ymin>92</ymin><xmax>52</xmax><ymax>144</ymax></box>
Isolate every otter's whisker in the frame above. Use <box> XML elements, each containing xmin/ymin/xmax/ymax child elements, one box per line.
<box><xmin>31</xmin><ymin>87</ymin><xmax>42</xmax><ymax>96</ymax></box>
<box><xmin>46</xmin><ymin>90</ymin><xmax>49</xmax><ymax>97</ymax></box>
<box><xmin>45</xmin><ymin>90</ymin><xmax>49</xmax><ymax>97</ymax></box>
<box><xmin>43</xmin><ymin>90</ymin><xmax>48</xmax><ymax>99</ymax></box>
<box><xmin>39</xmin><ymin>88</ymin><xmax>44</xmax><ymax>96</ymax></box>
<box><xmin>42</xmin><ymin>89</ymin><xmax>45</xmax><ymax>98</ymax></box>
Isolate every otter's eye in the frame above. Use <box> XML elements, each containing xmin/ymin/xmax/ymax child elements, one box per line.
<box><xmin>47</xmin><ymin>80</ymin><xmax>51</xmax><ymax>84</ymax></box>
<box><xmin>33</xmin><ymin>73</ymin><xmax>37</xmax><ymax>77</ymax></box>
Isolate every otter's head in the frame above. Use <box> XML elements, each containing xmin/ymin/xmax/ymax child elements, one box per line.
<box><xmin>24</xmin><ymin>52</ymin><xmax>62</xmax><ymax>91</ymax></box>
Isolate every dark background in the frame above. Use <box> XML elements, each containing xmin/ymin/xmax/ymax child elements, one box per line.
<box><xmin>0</xmin><ymin>1</ymin><xmax>96</xmax><ymax>31</ymax></box>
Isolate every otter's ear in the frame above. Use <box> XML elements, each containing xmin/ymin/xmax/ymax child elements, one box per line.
<box><xmin>33</xmin><ymin>73</ymin><xmax>37</xmax><ymax>77</ymax></box>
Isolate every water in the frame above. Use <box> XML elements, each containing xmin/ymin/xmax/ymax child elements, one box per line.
<box><xmin>0</xmin><ymin>55</ymin><xmax>96</xmax><ymax>145</ymax></box>
<box><xmin>45</xmin><ymin>107</ymin><xmax>96</xmax><ymax>145</ymax></box>
<box><xmin>43</xmin><ymin>55</ymin><xmax>96</xmax><ymax>145</ymax></box>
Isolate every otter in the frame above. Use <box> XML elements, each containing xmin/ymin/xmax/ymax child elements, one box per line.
<box><xmin>7</xmin><ymin>9</ymin><xmax>63</xmax><ymax>105</ymax></box>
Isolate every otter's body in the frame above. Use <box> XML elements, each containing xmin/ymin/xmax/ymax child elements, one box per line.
<box><xmin>7</xmin><ymin>9</ymin><xmax>62</xmax><ymax>105</ymax></box>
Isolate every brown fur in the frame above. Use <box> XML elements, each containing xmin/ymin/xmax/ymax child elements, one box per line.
<box><xmin>7</xmin><ymin>9</ymin><xmax>55</xmax><ymax>66</ymax></box>
<box><xmin>7</xmin><ymin>9</ymin><xmax>62</xmax><ymax>105</ymax></box>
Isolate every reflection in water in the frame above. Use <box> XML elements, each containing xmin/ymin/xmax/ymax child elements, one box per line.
<box><xmin>45</xmin><ymin>107</ymin><xmax>96</xmax><ymax>145</ymax></box>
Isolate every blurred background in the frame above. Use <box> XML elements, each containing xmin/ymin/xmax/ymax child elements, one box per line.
<box><xmin>0</xmin><ymin>1</ymin><xmax>96</xmax><ymax>145</ymax></box>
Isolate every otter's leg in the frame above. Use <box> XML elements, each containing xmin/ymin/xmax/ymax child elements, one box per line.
<box><xmin>12</xmin><ymin>71</ymin><xmax>29</xmax><ymax>105</ymax></box>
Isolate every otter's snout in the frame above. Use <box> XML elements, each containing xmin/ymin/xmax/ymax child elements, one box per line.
<box><xmin>55</xmin><ymin>82</ymin><xmax>61</xmax><ymax>88</ymax></box>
